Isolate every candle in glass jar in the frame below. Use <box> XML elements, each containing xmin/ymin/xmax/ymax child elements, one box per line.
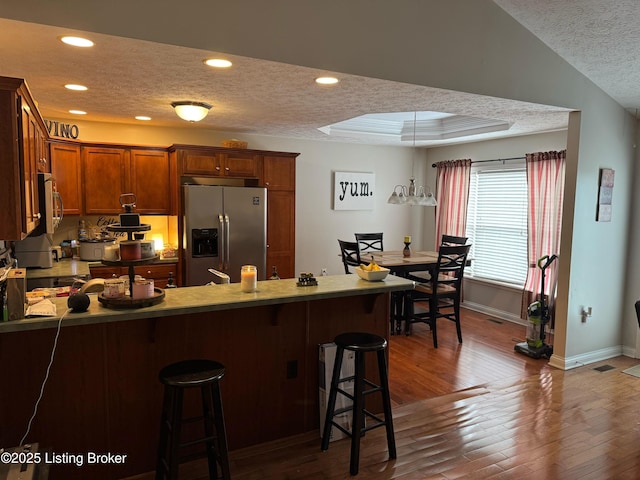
<box><xmin>240</xmin><ymin>265</ymin><xmax>257</xmax><ymax>292</ymax></box>
<box><xmin>404</xmin><ymin>235</ymin><xmax>411</xmax><ymax>243</ymax></box>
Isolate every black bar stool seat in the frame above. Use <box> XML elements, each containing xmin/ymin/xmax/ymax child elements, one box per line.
<box><xmin>320</xmin><ymin>332</ymin><xmax>396</xmax><ymax>475</ymax></box>
<box><xmin>156</xmin><ymin>359</ymin><xmax>231</xmax><ymax>480</ymax></box>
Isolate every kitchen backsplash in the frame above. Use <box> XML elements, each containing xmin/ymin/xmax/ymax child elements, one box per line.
<box><xmin>54</xmin><ymin>215</ymin><xmax>178</xmax><ymax>252</ymax></box>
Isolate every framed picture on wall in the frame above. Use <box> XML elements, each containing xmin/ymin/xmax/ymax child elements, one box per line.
<box><xmin>596</xmin><ymin>168</ymin><xmax>614</xmax><ymax>222</ymax></box>
<box><xmin>333</xmin><ymin>171</ymin><xmax>375</xmax><ymax>210</ymax></box>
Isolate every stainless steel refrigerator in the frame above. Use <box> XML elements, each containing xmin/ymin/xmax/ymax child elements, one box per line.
<box><xmin>183</xmin><ymin>184</ymin><xmax>267</xmax><ymax>286</ymax></box>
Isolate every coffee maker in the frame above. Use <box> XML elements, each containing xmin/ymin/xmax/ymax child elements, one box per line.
<box><xmin>14</xmin><ymin>173</ymin><xmax>63</xmax><ymax>268</ymax></box>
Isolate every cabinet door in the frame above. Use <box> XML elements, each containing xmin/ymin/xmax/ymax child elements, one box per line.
<box><xmin>267</xmin><ymin>190</ymin><xmax>295</xmax><ymax>279</ymax></box>
<box><xmin>21</xmin><ymin>103</ymin><xmax>40</xmax><ymax>235</ymax></box>
<box><xmin>130</xmin><ymin>149</ymin><xmax>172</xmax><ymax>214</ymax></box>
<box><xmin>82</xmin><ymin>147</ymin><xmax>130</xmax><ymax>214</ymax></box>
<box><xmin>263</xmin><ymin>155</ymin><xmax>295</xmax><ymax>190</ymax></box>
<box><xmin>50</xmin><ymin>142</ymin><xmax>82</xmax><ymax>215</ymax></box>
<box><xmin>181</xmin><ymin>150</ymin><xmax>222</xmax><ymax>176</ymax></box>
<box><xmin>220</xmin><ymin>151</ymin><xmax>260</xmax><ymax>178</ymax></box>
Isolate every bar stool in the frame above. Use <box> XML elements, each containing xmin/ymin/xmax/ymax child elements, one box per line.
<box><xmin>155</xmin><ymin>359</ymin><xmax>231</xmax><ymax>480</ymax></box>
<box><xmin>320</xmin><ymin>332</ymin><xmax>396</xmax><ymax>475</ymax></box>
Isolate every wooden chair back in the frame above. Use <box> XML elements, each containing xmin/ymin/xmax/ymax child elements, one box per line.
<box><xmin>355</xmin><ymin>232</ymin><xmax>384</xmax><ymax>253</ymax></box>
<box><xmin>338</xmin><ymin>239</ymin><xmax>361</xmax><ymax>274</ymax></box>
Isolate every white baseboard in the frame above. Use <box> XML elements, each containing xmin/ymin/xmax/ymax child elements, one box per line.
<box><xmin>462</xmin><ymin>300</ymin><xmax>526</xmax><ymax>326</ymax></box>
<box><xmin>549</xmin><ymin>345</ymin><xmax>623</xmax><ymax>370</ymax></box>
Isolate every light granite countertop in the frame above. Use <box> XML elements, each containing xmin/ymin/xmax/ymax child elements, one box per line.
<box><xmin>25</xmin><ymin>257</ymin><xmax>179</xmax><ymax>279</ymax></box>
<box><xmin>0</xmin><ymin>274</ymin><xmax>414</xmax><ymax>333</ymax></box>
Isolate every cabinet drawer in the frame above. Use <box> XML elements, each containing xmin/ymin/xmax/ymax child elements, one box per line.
<box><xmin>134</xmin><ymin>263</ymin><xmax>177</xmax><ymax>280</ymax></box>
<box><xmin>89</xmin><ymin>266</ymin><xmax>124</xmax><ymax>279</ymax></box>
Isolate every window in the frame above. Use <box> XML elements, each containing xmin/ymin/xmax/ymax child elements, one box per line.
<box><xmin>465</xmin><ymin>163</ymin><xmax>528</xmax><ymax>286</ymax></box>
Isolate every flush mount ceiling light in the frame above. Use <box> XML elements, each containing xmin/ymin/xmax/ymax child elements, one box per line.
<box><xmin>171</xmin><ymin>101</ymin><xmax>212</xmax><ymax>122</ymax></box>
<box><xmin>69</xmin><ymin>109</ymin><xmax>87</xmax><ymax>115</ymax></box>
<box><xmin>205</xmin><ymin>58</ymin><xmax>232</xmax><ymax>68</ymax></box>
<box><xmin>135</xmin><ymin>116</ymin><xmax>151</xmax><ymax>121</ymax></box>
<box><xmin>59</xmin><ymin>36</ymin><xmax>94</xmax><ymax>47</ymax></box>
<box><xmin>387</xmin><ymin>112</ymin><xmax>438</xmax><ymax>207</ymax></box>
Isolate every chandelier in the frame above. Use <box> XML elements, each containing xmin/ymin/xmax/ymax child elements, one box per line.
<box><xmin>387</xmin><ymin>112</ymin><xmax>438</xmax><ymax>207</ymax></box>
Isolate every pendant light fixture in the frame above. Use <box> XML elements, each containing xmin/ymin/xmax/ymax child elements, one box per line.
<box><xmin>387</xmin><ymin>112</ymin><xmax>438</xmax><ymax>207</ymax></box>
<box><xmin>171</xmin><ymin>101</ymin><xmax>212</xmax><ymax>122</ymax></box>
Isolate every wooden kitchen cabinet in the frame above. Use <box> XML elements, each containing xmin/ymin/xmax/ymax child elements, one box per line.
<box><xmin>90</xmin><ymin>262</ymin><xmax>178</xmax><ymax>288</ymax></box>
<box><xmin>81</xmin><ymin>145</ymin><xmax>173</xmax><ymax>215</ymax></box>
<box><xmin>176</xmin><ymin>145</ymin><xmax>260</xmax><ymax>178</ymax></box>
<box><xmin>130</xmin><ymin>148</ymin><xmax>174</xmax><ymax>214</ymax></box>
<box><xmin>263</xmin><ymin>154</ymin><xmax>297</xmax><ymax>279</ymax></box>
<box><xmin>82</xmin><ymin>146</ymin><xmax>130</xmax><ymax>214</ymax></box>
<box><xmin>50</xmin><ymin>141</ymin><xmax>82</xmax><ymax>215</ymax></box>
<box><xmin>0</xmin><ymin>76</ymin><xmax>48</xmax><ymax>240</ymax></box>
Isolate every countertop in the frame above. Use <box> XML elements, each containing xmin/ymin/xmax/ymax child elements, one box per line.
<box><xmin>25</xmin><ymin>257</ymin><xmax>179</xmax><ymax>279</ymax></box>
<box><xmin>0</xmin><ymin>274</ymin><xmax>414</xmax><ymax>333</ymax></box>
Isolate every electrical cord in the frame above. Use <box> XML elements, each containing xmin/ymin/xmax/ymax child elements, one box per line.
<box><xmin>19</xmin><ymin>307</ymin><xmax>71</xmax><ymax>446</ymax></box>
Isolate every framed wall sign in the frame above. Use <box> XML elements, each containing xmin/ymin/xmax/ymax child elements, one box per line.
<box><xmin>596</xmin><ymin>168</ymin><xmax>614</xmax><ymax>222</ymax></box>
<box><xmin>333</xmin><ymin>171</ymin><xmax>375</xmax><ymax>210</ymax></box>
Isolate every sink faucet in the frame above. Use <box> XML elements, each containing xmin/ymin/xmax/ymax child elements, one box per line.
<box><xmin>207</xmin><ymin>268</ymin><xmax>230</xmax><ymax>284</ymax></box>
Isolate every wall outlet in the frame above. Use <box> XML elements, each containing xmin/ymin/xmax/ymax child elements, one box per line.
<box><xmin>321</xmin><ymin>268</ymin><xmax>328</xmax><ymax>276</ymax></box>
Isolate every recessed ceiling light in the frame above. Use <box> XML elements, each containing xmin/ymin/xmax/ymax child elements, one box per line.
<box><xmin>205</xmin><ymin>58</ymin><xmax>232</xmax><ymax>68</ymax></box>
<box><xmin>315</xmin><ymin>76</ymin><xmax>339</xmax><ymax>85</ymax></box>
<box><xmin>59</xmin><ymin>36</ymin><xmax>94</xmax><ymax>48</ymax></box>
<box><xmin>135</xmin><ymin>116</ymin><xmax>152</xmax><ymax>121</ymax></box>
<box><xmin>69</xmin><ymin>109</ymin><xmax>87</xmax><ymax>115</ymax></box>
<box><xmin>65</xmin><ymin>84</ymin><xmax>88</xmax><ymax>91</ymax></box>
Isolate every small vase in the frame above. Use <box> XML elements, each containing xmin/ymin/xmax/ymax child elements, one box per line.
<box><xmin>403</xmin><ymin>242</ymin><xmax>411</xmax><ymax>257</ymax></box>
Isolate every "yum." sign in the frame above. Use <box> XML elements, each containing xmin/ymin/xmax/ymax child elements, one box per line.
<box><xmin>333</xmin><ymin>171</ymin><xmax>375</xmax><ymax>210</ymax></box>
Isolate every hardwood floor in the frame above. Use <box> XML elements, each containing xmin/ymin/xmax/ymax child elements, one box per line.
<box><xmin>126</xmin><ymin>308</ymin><xmax>640</xmax><ymax>479</ymax></box>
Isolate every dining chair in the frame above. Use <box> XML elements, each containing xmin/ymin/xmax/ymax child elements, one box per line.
<box><xmin>403</xmin><ymin>244</ymin><xmax>471</xmax><ymax>347</ymax></box>
<box><xmin>408</xmin><ymin>234</ymin><xmax>469</xmax><ymax>283</ymax></box>
<box><xmin>354</xmin><ymin>232</ymin><xmax>384</xmax><ymax>253</ymax></box>
<box><xmin>441</xmin><ymin>234</ymin><xmax>468</xmax><ymax>246</ymax></box>
<box><xmin>338</xmin><ymin>239</ymin><xmax>362</xmax><ymax>274</ymax></box>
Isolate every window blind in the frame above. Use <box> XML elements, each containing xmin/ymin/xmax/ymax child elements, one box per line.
<box><xmin>465</xmin><ymin>167</ymin><xmax>528</xmax><ymax>286</ymax></box>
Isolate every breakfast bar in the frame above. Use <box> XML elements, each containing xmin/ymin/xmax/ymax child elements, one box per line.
<box><xmin>0</xmin><ymin>274</ymin><xmax>413</xmax><ymax>480</ymax></box>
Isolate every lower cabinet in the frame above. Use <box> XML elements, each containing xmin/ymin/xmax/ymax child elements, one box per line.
<box><xmin>89</xmin><ymin>262</ymin><xmax>178</xmax><ymax>288</ymax></box>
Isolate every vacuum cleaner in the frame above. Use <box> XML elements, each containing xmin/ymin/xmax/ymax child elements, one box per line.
<box><xmin>515</xmin><ymin>254</ymin><xmax>558</xmax><ymax>359</ymax></box>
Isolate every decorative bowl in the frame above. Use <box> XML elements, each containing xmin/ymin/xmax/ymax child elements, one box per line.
<box><xmin>221</xmin><ymin>139</ymin><xmax>248</xmax><ymax>149</ymax></box>
<box><xmin>355</xmin><ymin>266</ymin><xmax>390</xmax><ymax>281</ymax></box>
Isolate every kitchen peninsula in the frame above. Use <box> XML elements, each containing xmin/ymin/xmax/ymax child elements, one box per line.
<box><xmin>0</xmin><ymin>274</ymin><xmax>413</xmax><ymax>480</ymax></box>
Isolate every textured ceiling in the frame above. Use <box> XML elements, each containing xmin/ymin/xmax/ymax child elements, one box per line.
<box><xmin>495</xmin><ymin>0</ymin><xmax>640</xmax><ymax>115</ymax></box>
<box><xmin>0</xmin><ymin>17</ymin><xmax>571</xmax><ymax>147</ymax></box>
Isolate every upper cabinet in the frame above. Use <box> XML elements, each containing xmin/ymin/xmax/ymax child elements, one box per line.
<box><xmin>0</xmin><ymin>76</ymin><xmax>48</xmax><ymax>240</ymax></box>
<box><xmin>50</xmin><ymin>141</ymin><xmax>82</xmax><ymax>215</ymax></box>
<box><xmin>130</xmin><ymin>149</ymin><xmax>173</xmax><ymax>214</ymax></box>
<box><xmin>80</xmin><ymin>145</ymin><xmax>174</xmax><ymax>215</ymax></box>
<box><xmin>174</xmin><ymin>145</ymin><xmax>261</xmax><ymax>179</ymax></box>
<box><xmin>82</xmin><ymin>146</ymin><xmax>130</xmax><ymax>214</ymax></box>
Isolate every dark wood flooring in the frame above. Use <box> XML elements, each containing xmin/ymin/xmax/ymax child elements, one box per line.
<box><xmin>126</xmin><ymin>308</ymin><xmax>640</xmax><ymax>479</ymax></box>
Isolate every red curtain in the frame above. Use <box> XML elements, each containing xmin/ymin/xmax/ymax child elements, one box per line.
<box><xmin>521</xmin><ymin>150</ymin><xmax>566</xmax><ymax>320</ymax></box>
<box><xmin>435</xmin><ymin>159</ymin><xmax>472</xmax><ymax>248</ymax></box>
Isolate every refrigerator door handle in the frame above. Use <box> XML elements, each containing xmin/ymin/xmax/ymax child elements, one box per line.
<box><xmin>218</xmin><ymin>214</ymin><xmax>225</xmax><ymax>271</ymax></box>
<box><xmin>224</xmin><ymin>214</ymin><xmax>230</xmax><ymax>271</ymax></box>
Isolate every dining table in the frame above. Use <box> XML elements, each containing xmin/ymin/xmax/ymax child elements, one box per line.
<box><xmin>360</xmin><ymin>249</ymin><xmax>440</xmax><ymax>334</ymax></box>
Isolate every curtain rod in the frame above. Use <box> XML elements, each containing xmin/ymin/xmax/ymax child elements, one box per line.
<box><xmin>431</xmin><ymin>156</ymin><xmax>525</xmax><ymax>168</ymax></box>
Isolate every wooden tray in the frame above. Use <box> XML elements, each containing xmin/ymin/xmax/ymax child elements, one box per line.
<box><xmin>98</xmin><ymin>287</ymin><xmax>165</xmax><ymax>309</ymax></box>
